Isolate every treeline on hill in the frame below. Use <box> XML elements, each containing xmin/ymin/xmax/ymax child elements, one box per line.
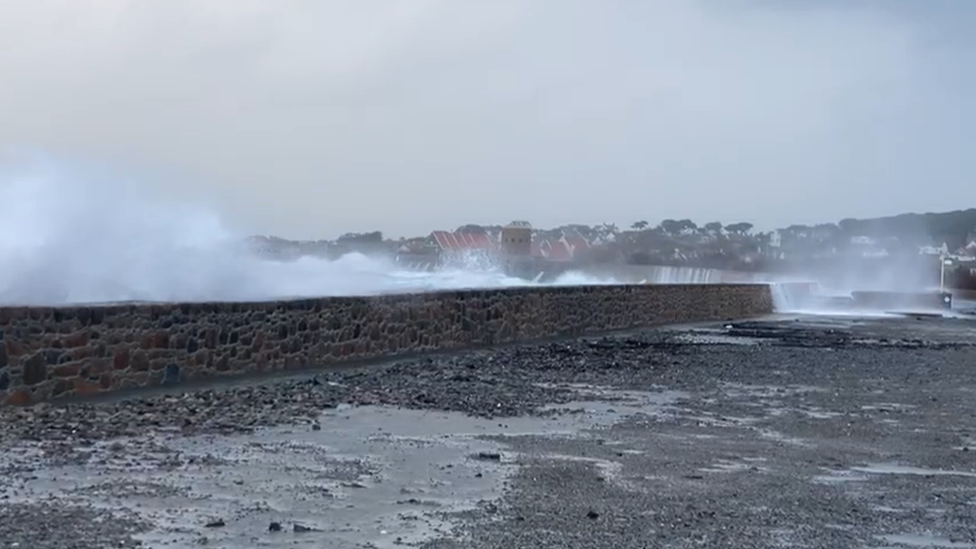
<box><xmin>762</xmin><ymin>209</ymin><xmax>976</xmax><ymax>253</ymax></box>
<box><xmin>610</xmin><ymin>209</ymin><xmax>976</xmax><ymax>271</ymax></box>
<box><xmin>571</xmin><ymin>209</ymin><xmax>976</xmax><ymax>252</ymax></box>
<box><xmin>832</xmin><ymin>209</ymin><xmax>976</xmax><ymax>249</ymax></box>
<box><xmin>252</xmin><ymin>209</ymin><xmax>976</xmax><ymax>265</ymax></box>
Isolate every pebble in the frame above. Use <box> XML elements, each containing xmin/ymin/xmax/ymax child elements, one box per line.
<box><xmin>2</xmin><ymin>318</ymin><xmax>972</xmax><ymax>549</ymax></box>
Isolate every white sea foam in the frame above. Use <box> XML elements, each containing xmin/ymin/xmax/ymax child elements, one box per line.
<box><xmin>0</xmin><ymin>152</ymin><xmax>623</xmax><ymax>305</ymax></box>
<box><xmin>3</xmin><ymin>151</ymin><xmax>919</xmax><ymax>313</ymax></box>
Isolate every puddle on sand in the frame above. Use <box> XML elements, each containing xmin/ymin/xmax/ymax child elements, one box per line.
<box><xmin>684</xmin><ymin>412</ymin><xmax>765</xmax><ymax>428</ymax></box>
<box><xmin>876</xmin><ymin>533</ymin><xmax>976</xmax><ymax>548</ymax></box>
<box><xmin>755</xmin><ymin>428</ymin><xmax>810</xmax><ymax>447</ymax></box>
<box><xmin>719</xmin><ymin>382</ymin><xmax>826</xmax><ymax>399</ymax></box>
<box><xmin>2</xmin><ymin>388</ymin><xmax>684</xmax><ymax>549</ymax></box>
<box><xmin>951</xmin><ymin>436</ymin><xmax>974</xmax><ymax>452</ymax></box>
<box><xmin>537</xmin><ymin>386</ymin><xmax>687</xmax><ymax>421</ymax></box>
<box><xmin>803</xmin><ymin>409</ymin><xmax>844</xmax><ymax>419</ymax></box>
<box><xmin>673</xmin><ymin>332</ymin><xmax>765</xmax><ymax>345</ymax></box>
<box><xmin>699</xmin><ymin>458</ymin><xmax>767</xmax><ymax>474</ymax></box>
<box><xmin>861</xmin><ymin>403</ymin><xmax>918</xmax><ymax>412</ymax></box>
<box><xmin>851</xmin><ymin>463</ymin><xmax>976</xmax><ymax>478</ymax></box>
<box><xmin>2</xmin><ymin>405</ymin><xmax>638</xmax><ymax>549</ymax></box>
<box><xmin>812</xmin><ymin>469</ymin><xmax>871</xmax><ymax>484</ymax></box>
<box><xmin>766</xmin><ymin>406</ymin><xmax>843</xmax><ymax>420</ymax></box>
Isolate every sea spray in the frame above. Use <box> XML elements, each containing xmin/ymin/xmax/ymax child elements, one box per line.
<box><xmin>0</xmin><ymin>152</ymin><xmax>616</xmax><ymax>305</ymax></box>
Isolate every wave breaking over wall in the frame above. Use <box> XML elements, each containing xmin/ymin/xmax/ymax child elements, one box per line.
<box><xmin>4</xmin><ymin>150</ymin><xmax>926</xmax><ymax>317</ymax></box>
<box><xmin>0</xmin><ymin>152</ymin><xmax>797</xmax><ymax>309</ymax></box>
<box><xmin>0</xmin><ymin>153</ymin><xmax>623</xmax><ymax>305</ymax></box>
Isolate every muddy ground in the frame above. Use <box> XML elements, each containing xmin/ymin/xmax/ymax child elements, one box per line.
<box><xmin>1</xmin><ymin>314</ymin><xmax>975</xmax><ymax>549</ymax></box>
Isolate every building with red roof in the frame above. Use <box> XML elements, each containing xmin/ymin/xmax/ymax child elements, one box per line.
<box><xmin>397</xmin><ymin>223</ymin><xmax>592</xmax><ymax>275</ymax></box>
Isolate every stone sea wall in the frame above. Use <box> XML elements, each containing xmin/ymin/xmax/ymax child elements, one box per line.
<box><xmin>0</xmin><ymin>284</ymin><xmax>772</xmax><ymax>405</ymax></box>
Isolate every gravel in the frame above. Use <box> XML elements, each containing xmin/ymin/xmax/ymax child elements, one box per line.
<box><xmin>416</xmin><ymin>316</ymin><xmax>976</xmax><ymax>549</ymax></box>
<box><xmin>0</xmin><ymin>332</ymin><xmax>706</xmax><ymax>446</ymax></box>
<box><xmin>2</xmin><ymin>314</ymin><xmax>976</xmax><ymax>548</ymax></box>
<box><xmin>0</xmin><ymin>503</ymin><xmax>149</xmax><ymax>548</ymax></box>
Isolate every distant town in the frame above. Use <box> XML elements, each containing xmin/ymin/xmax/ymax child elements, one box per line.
<box><xmin>247</xmin><ymin>208</ymin><xmax>976</xmax><ymax>288</ymax></box>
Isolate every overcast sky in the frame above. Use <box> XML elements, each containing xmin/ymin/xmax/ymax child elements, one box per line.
<box><xmin>1</xmin><ymin>0</ymin><xmax>974</xmax><ymax>239</ymax></box>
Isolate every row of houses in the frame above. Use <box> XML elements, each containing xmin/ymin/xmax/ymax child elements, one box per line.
<box><xmin>395</xmin><ymin>225</ymin><xmax>592</xmax><ymax>270</ymax></box>
<box><xmin>919</xmin><ymin>239</ymin><xmax>976</xmax><ymax>259</ymax></box>
<box><xmin>764</xmin><ymin>229</ymin><xmax>976</xmax><ymax>261</ymax></box>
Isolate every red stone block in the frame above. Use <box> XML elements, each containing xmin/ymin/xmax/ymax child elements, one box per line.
<box><xmin>62</xmin><ymin>331</ymin><xmax>90</xmax><ymax>348</ymax></box>
<box><xmin>52</xmin><ymin>379</ymin><xmax>73</xmax><ymax>398</ymax></box>
<box><xmin>88</xmin><ymin>359</ymin><xmax>110</xmax><ymax>375</ymax></box>
<box><xmin>146</xmin><ymin>349</ymin><xmax>165</xmax><ymax>360</ymax></box>
<box><xmin>70</xmin><ymin>347</ymin><xmax>93</xmax><ymax>360</ymax></box>
<box><xmin>130</xmin><ymin>372</ymin><xmax>150</xmax><ymax>386</ymax></box>
<box><xmin>4</xmin><ymin>389</ymin><xmax>31</xmax><ymax>406</ymax></box>
<box><xmin>113</xmin><ymin>348</ymin><xmax>130</xmax><ymax>370</ymax></box>
<box><xmin>74</xmin><ymin>378</ymin><xmax>101</xmax><ymax>397</ymax></box>
<box><xmin>53</xmin><ymin>364</ymin><xmax>82</xmax><ymax>378</ymax></box>
<box><xmin>153</xmin><ymin>331</ymin><xmax>169</xmax><ymax>349</ymax></box>
<box><xmin>130</xmin><ymin>351</ymin><xmax>150</xmax><ymax>372</ymax></box>
<box><xmin>5</xmin><ymin>340</ymin><xmax>25</xmax><ymax>357</ymax></box>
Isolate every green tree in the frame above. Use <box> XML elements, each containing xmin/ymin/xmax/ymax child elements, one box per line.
<box><xmin>726</xmin><ymin>222</ymin><xmax>754</xmax><ymax>235</ymax></box>
<box><xmin>676</xmin><ymin>219</ymin><xmax>698</xmax><ymax>234</ymax></box>
<box><xmin>703</xmin><ymin>221</ymin><xmax>723</xmax><ymax>235</ymax></box>
<box><xmin>659</xmin><ymin>219</ymin><xmax>681</xmax><ymax>236</ymax></box>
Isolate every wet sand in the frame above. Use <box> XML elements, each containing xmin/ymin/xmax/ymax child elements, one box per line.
<box><xmin>2</xmin><ymin>314</ymin><xmax>975</xmax><ymax>548</ymax></box>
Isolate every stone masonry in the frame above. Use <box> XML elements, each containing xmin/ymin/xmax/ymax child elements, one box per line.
<box><xmin>0</xmin><ymin>284</ymin><xmax>773</xmax><ymax>405</ymax></box>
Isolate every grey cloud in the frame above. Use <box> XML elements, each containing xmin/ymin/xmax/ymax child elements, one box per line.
<box><xmin>1</xmin><ymin>0</ymin><xmax>973</xmax><ymax>238</ymax></box>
